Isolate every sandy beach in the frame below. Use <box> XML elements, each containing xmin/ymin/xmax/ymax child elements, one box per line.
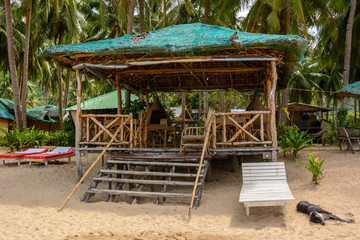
<box><xmin>0</xmin><ymin>145</ymin><xmax>359</xmax><ymax>240</ymax></box>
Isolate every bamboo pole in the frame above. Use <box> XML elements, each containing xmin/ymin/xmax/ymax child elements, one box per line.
<box><xmin>270</xmin><ymin>61</ymin><xmax>278</xmax><ymax>162</ymax></box>
<box><xmin>75</xmin><ymin>69</ymin><xmax>83</xmax><ymax>180</ymax></box>
<box><xmin>57</xmin><ymin>123</ymin><xmax>124</xmax><ymax>213</ymax></box>
<box><xmin>188</xmin><ymin>109</ymin><xmax>214</xmax><ymax>222</ymax></box>
<box><xmin>116</xmin><ymin>75</ymin><xmax>122</xmax><ymax>114</ymax></box>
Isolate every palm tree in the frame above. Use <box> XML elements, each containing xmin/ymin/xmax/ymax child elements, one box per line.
<box><xmin>342</xmin><ymin>0</ymin><xmax>357</xmax><ymax>107</ymax></box>
<box><xmin>243</xmin><ymin>0</ymin><xmax>330</xmax><ymax>123</ymax></box>
<box><xmin>4</xmin><ymin>0</ymin><xmax>21</xmax><ymax>129</ymax></box>
<box><xmin>20</xmin><ymin>0</ymin><xmax>33</xmax><ymax>129</ymax></box>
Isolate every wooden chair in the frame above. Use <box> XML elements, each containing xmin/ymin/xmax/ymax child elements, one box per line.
<box><xmin>239</xmin><ymin>162</ymin><xmax>294</xmax><ymax>216</ymax></box>
<box><xmin>337</xmin><ymin>127</ymin><xmax>360</xmax><ymax>154</ymax></box>
<box><xmin>180</xmin><ymin>110</ymin><xmax>214</xmax><ymax>153</ymax></box>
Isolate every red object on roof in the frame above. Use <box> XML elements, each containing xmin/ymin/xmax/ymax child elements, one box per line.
<box><xmin>0</xmin><ymin>148</ymin><xmax>48</xmax><ymax>158</ymax></box>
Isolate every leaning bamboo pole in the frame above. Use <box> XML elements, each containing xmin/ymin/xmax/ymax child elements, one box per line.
<box><xmin>57</xmin><ymin>121</ymin><xmax>125</xmax><ymax>212</ymax></box>
<box><xmin>188</xmin><ymin>109</ymin><xmax>215</xmax><ymax>222</ymax></box>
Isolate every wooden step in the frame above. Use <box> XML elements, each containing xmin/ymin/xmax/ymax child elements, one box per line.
<box><xmin>86</xmin><ymin>188</ymin><xmax>195</xmax><ymax>199</ymax></box>
<box><xmin>93</xmin><ymin>177</ymin><xmax>195</xmax><ymax>186</ymax></box>
<box><xmin>100</xmin><ymin>169</ymin><xmax>203</xmax><ymax>178</ymax></box>
<box><xmin>107</xmin><ymin>159</ymin><xmax>205</xmax><ymax>167</ymax></box>
<box><xmin>112</xmin><ymin>154</ymin><xmax>201</xmax><ymax>161</ymax></box>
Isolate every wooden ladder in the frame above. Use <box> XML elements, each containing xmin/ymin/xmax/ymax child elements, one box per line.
<box><xmin>81</xmin><ymin>154</ymin><xmax>208</xmax><ymax>206</ymax></box>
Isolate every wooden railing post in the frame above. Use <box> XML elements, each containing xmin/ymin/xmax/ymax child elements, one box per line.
<box><xmin>188</xmin><ymin>109</ymin><xmax>215</xmax><ymax>222</ymax></box>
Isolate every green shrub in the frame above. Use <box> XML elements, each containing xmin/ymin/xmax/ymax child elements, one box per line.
<box><xmin>0</xmin><ymin>128</ymin><xmax>20</xmax><ymax>152</ymax></box>
<box><xmin>337</xmin><ymin>108</ymin><xmax>348</xmax><ymax>127</ymax></box>
<box><xmin>0</xmin><ymin>127</ymin><xmax>46</xmax><ymax>151</ymax></box>
<box><xmin>278</xmin><ymin>123</ymin><xmax>313</xmax><ymax>158</ymax></box>
<box><xmin>322</xmin><ymin>121</ymin><xmax>337</xmax><ymax>145</ymax></box>
<box><xmin>297</xmin><ymin>153</ymin><xmax>325</xmax><ymax>184</ymax></box>
<box><xmin>46</xmin><ymin>130</ymin><xmax>73</xmax><ymax>146</ymax></box>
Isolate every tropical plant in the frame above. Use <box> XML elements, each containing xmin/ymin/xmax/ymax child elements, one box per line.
<box><xmin>123</xmin><ymin>99</ymin><xmax>146</xmax><ymax>119</ymax></box>
<box><xmin>296</xmin><ymin>153</ymin><xmax>325</xmax><ymax>184</ymax></box>
<box><xmin>0</xmin><ymin>128</ymin><xmax>19</xmax><ymax>152</ymax></box>
<box><xmin>337</xmin><ymin>108</ymin><xmax>348</xmax><ymax>127</ymax></box>
<box><xmin>278</xmin><ymin>123</ymin><xmax>313</xmax><ymax>157</ymax></box>
<box><xmin>0</xmin><ymin>127</ymin><xmax>46</xmax><ymax>151</ymax></box>
<box><xmin>47</xmin><ymin>130</ymin><xmax>72</xmax><ymax>146</ymax></box>
<box><xmin>322</xmin><ymin>121</ymin><xmax>337</xmax><ymax>146</ymax></box>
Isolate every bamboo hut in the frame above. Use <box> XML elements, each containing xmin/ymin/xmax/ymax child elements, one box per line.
<box><xmin>40</xmin><ymin>23</ymin><xmax>307</xmax><ymax>207</ymax></box>
<box><xmin>0</xmin><ymin>99</ymin><xmax>57</xmax><ymax>131</ymax></box>
<box><xmin>281</xmin><ymin>102</ymin><xmax>330</xmax><ymax>133</ymax></box>
<box><xmin>0</xmin><ymin>107</ymin><xmax>14</xmax><ymax>134</ymax></box>
<box><xmin>66</xmin><ymin>90</ymin><xmax>138</xmax><ymax>121</ymax></box>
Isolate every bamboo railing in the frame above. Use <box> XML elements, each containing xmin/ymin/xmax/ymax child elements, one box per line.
<box><xmin>79</xmin><ymin>113</ymin><xmax>133</xmax><ymax>148</ymax></box>
<box><xmin>214</xmin><ymin>111</ymin><xmax>272</xmax><ymax>146</ymax></box>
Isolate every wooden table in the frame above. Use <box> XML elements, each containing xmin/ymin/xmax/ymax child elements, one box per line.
<box><xmin>145</xmin><ymin>124</ymin><xmax>177</xmax><ymax>148</ymax></box>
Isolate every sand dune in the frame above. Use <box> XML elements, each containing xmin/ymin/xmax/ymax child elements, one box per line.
<box><xmin>0</xmin><ymin>145</ymin><xmax>359</xmax><ymax>240</ymax></box>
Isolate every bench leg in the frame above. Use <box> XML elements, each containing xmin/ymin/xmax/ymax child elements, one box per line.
<box><xmin>45</xmin><ymin>161</ymin><xmax>48</xmax><ymax>167</ymax></box>
<box><xmin>29</xmin><ymin>161</ymin><xmax>32</xmax><ymax>167</ymax></box>
<box><xmin>1</xmin><ymin>160</ymin><xmax>4</xmax><ymax>165</ymax></box>
<box><xmin>282</xmin><ymin>203</ymin><xmax>287</xmax><ymax>215</ymax></box>
<box><xmin>18</xmin><ymin>159</ymin><xmax>21</xmax><ymax>166</ymax></box>
<box><xmin>245</xmin><ymin>207</ymin><xmax>250</xmax><ymax>216</ymax></box>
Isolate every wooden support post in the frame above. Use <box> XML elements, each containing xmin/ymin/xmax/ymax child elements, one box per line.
<box><xmin>182</xmin><ymin>92</ymin><xmax>186</xmax><ymax>129</ymax></box>
<box><xmin>145</xmin><ymin>91</ymin><xmax>150</xmax><ymax>110</ymax></box>
<box><xmin>130</xmin><ymin>113</ymin><xmax>133</xmax><ymax>148</ymax></box>
<box><xmin>57</xmin><ymin>66</ymin><xmax>64</xmax><ymax>129</ymax></box>
<box><xmin>203</xmin><ymin>92</ymin><xmax>208</xmax><ymax>114</ymax></box>
<box><xmin>266</xmin><ymin>71</ymin><xmax>272</xmax><ymax>140</ymax></box>
<box><xmin>75</xmin><ymin>69</ymin><xmax>83</xmax><ymax>180</ymax></box>
<box><xmin>270</xmin><ymin>61</ymin><xmax>278</xmax><ymax>162</ymax></box>
<box><xmin>334</xmin><ymin>97</ymin><xmax>338</xmax><ymax>130</ymax></box>
<box><xmin>220</xmin><ymin>91</ymin><xmax>225</xmax><ymax>112</ymax></box>
<box><xmin>116</xmin><ymin>75</ymin><xmax>122</xmax><ymax>114</ymax></box>
<box><xmin>354</xmin><ymin>98</ymin><xmax>357</xmax><ymax>123</ymax></box>
<box><xmin>198</xmin><ymin>92</ymin><xmax>202</xmax><ymax>117</ymax></box>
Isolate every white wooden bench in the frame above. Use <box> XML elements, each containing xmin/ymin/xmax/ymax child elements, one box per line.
<box><xmin>239</xmin><ymin>162</ymin><xmax>294</xmax><ymax>216</ymax></box>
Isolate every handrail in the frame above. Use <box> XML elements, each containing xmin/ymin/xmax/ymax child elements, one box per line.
<box><xmin>57</xmin><ymin>115</ymin><xmax>129</xmax><ymax>212</ymax></box>
<box><xmin>215</xmin><ymin>110</ymin><xmax>270</xmax><ymax>116</ymax></box>
<box><xmin>188</xmin><ymin>109</ymin><xmax>215</xmax><ymax>221</ymax></box>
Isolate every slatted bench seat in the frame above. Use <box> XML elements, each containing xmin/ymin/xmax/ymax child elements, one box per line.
<box><xmin>239</xmin><ymin>162</ymin><xmax>294</xmax><ymax>216</ymax></box>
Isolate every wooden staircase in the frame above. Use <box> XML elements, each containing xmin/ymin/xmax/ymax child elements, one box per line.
<box><xmin>81</xmin><ymin>154</ymin><xmax>208</xmax><ymax>207</ymax></box>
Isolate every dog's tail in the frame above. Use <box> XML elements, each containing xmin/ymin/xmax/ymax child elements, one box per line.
<box><xmin>330</xmin><ymin>214</ymin><xmax>354</xmax><ymax>223</ymax></box>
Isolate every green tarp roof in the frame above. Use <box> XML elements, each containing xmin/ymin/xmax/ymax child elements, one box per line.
<box><xmin>27</xmin><ymin>105</ymin><xmax>63</xmax><ymax>121</ymax></box>
<box><xmin>40</xmin><ymin>23</ymin><xmax>307</xmax><ymax>58</ymax></box>
<box><xmin>0</xmin><ymin>99</ymin><xmax>57</xmax><ymax>123</ymax></box>
<box><xmin>66</xmin><ymin>90</ymin><xmax>138</xmax><ymax>111</ymax></box>
<box><xmin>334</xmin><ymin>81</ymin><xmax>360</xmax><ymax>98</ymax></box>
<box><xmin>39</xmin><ymin>23</ymin><xmax>307</xmax><ymax>88</ymax></box>
<box><xmin>0</xmin><ymin>108</ymin><xmax>14</xmax><ymax>120</ymax></box>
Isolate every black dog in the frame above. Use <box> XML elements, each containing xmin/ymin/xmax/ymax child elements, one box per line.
<box><xmin>297</xmin><ymin>201</ymin><xmax>354</xmax><ymax>225</ymax></box>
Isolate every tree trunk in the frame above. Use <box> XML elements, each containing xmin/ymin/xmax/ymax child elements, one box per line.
<box><xmin>204</xmin><ymin>0</ymin><xmax>210</xmax><ymax>24</ymax></box>
<box><xmin>21</xmin><ymin>1</ymin><xmax>32</xmax><ymax>130</ymax></box>
<box><xmin>58</xmin><ymin>67</ymin><xmax>64</xmax><ymax>129</ymax></box>
<box><xmin>125</xmin><ymin>0</ymin><xmax>136</xmax><ymax>109</ymax></box>
<box><xmin>163</xmin><ymin>0</ymin><xmax>166</xmax><ymax>28</ymax></box>
<box><xmin>326</xmin><ymin>93</ymin><xmax>330</xmax><ymax>121</ymax></box>
<box><xmin>139</xmin><ymin>0</ymin><xmax>145</xmax><ymax>32</ymax></box>
<box><xmin>342</xmin><ymin>0</ymin><xmax>357</xmax><ymax>108</ymax></box>
<box><xmin>127</xmin><ymin>0</ymin><xmax>136</xmax><ymax>35</ymax></box>
<box><xmin>279</xmin><ymin>1</ymin><xmax>291</xmax><ymax>125</ymax></box>
<box><xmin>64</xmin><ymin>68</ymin><xmax>71</xmax><ymax>109</ymax></box>
<box><xmin>5</xmin><ymin>0</ymin><xmax>21</xmax><ymax>129</ymax></box>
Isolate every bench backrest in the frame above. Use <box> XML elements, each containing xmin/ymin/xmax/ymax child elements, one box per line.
<box><xmin>242</xmin><ymin>162</ymin><xmax>287</xmax><ymax>185</ymax></box>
